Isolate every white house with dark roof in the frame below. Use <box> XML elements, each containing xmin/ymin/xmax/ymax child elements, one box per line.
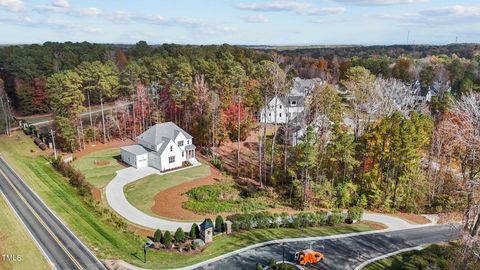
<box><xmin>120</xmin><ymin>122</ymin><xmax>197</xmax><ymax>171</ymax></box>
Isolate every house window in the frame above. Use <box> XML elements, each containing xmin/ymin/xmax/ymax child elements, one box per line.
<box><xmin>279</xmin><ymin>113</ymin><xmax>282</xmax><ymax>117</ymax></box>
<box><xmin>182</xmin><ymin>151</ymin><xmax>184</xmax><ymax>157</ymax></box>
<box><xmin>169</xmin><ymin>156</ymin><xmax>175</xmax><ymax>163</ymax></box>
<box><xmin>291</xmin><ymin>101</ymin><xmax>297</xmax><ymax>106</ymax></box>
<box><xmin>170</xmin><ymin>146</ymin><xmax>173</xmax><ymax>152</ymax></box>
<box><xmin>178</xmin><ymin>141</ymin><xmax>184</xmax><ymax>147</ymax></box>
<box><xmin>187</xmin><ymin>140</ymin><xmax>190</xmax><ymax>144</ymax></box>
<box><xmin>279</xmin><ymin>105</ymin><xmax>282</xmax><ymax>109</ymax></box>
<box><xmin>269</xmin><ymin>113</ymin><xmax>271</xmax><ymax>117</ymax></box>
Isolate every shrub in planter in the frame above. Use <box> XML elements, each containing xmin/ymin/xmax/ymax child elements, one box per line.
<box><xmin>347</xmin><ymin>206</ymin><xmax>364</xmax><ymax>222</ymax></box>
<box><xmin>215</xmin><ymin>215</ymin><xmax>224</xmax><ymax>232</ymax></box>
<box><xmin>268</xmin><ymin>258</ymin><xmax>276</xmax><ymax>268</ymax></box>
<box><xmin>153</xmin><ymin>229</ymin><xmax>162</xmax><ymax>243</ymax></box>
<box><xmin>327</xmin><ymin>209</ymin><xmax>345</xmax><ymax>226</ymax></box>
<box><xmin>190</xmin><ymin>223</ymin><xmax>199</xmax><ymax>239</ymax></box>
<box><xmin>175</xmin><ymin>227</ymin><xmax>185</xmax><ymax>243</ymax></box>
<box><xmin>192</xmin><ymin>241</ymin><xmax>200</xmax><ymax>250</ymax></box>
<box><xmin>163</xmin><ymin>231</ymin><xmax>173</xmax><ymax>248</ymax></box>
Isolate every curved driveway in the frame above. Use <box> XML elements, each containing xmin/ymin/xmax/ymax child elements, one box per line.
<box><xmin>107</xmin><ymin>166</ymin><xmax>436</xmax><ymax>232</ymax></box>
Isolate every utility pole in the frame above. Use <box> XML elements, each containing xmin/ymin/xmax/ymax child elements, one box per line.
<box><xmin>50</xmin><ymin>128</ymin><xmax>57</xmax><ymax>160</ymax></box>
<box><xmin>100</xmin><ymin>97</ymin><xmax>107</xmax><ymax>144</ymax></box>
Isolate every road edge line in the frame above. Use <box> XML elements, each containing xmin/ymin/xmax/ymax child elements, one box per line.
<box><xmin>353</xmin><ymin>246</ymin><xmax>424</xmax><ymax>270</ymax></box>
<box><xmin>0</xmin><ymin>189</ymin><xmax>57</xmax><ymax>270</ymax></box>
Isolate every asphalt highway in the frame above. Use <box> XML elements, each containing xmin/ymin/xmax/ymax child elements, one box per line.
<box><xmin>196</xmin><ymin>224</ymin><xmax>461</xmax><ymax>270</ymax></box>
<box><xmin>0</xmin><ymin>156</ymin><xmax>106</xmax><ymax>270</ymax></box>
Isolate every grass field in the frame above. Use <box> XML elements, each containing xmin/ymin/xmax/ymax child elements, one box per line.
<box><xmin>0</xmin><ymin>194</ymin><xmax>51</xmax><ymax>270</ymax></box>
<box><xmin>73</xmin><ymin>148</ymin><xmax>124</xmax><ymax>189</ymax></box>
<box><xmin>0</xmin><ymin>132</ymin><xmax>378</xmax><ymax>268</ymax></box>
<box><xmin>124</xmin><ymin>163</ymin><xmax>211</xmax><ymax>216</ymax></box>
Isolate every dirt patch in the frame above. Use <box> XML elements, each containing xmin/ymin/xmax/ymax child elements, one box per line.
<box><xmin>151</xmin><ymin>165</ymin><xmax>224</xmax><ymax>221</ymax></box>
<box><xmin>90</xmin><ymin>186</ymin><xmax>102</xmax><ymax>202</ymax></box>
<box><xmin>360</xmin><ymin>220</ymin><xmax>388</xmax><ymax>230</ymax></box>
<box><xmin>94</xmin><ymin>160</ymin><xmax>110</xmax><ymax>166</ymax></box>
<box><xmin>390</xmin><ymin>212</ymin><xmax>431</xmax><ymax>225</ymax></box>
<box><xmin>73</xmin><ymin>139</ymin><xmax>135</xmax><ymax>159</ymax></box>
<box><xmin>127</xmin><ymin>225</ymin><xmax>154</xmax><ymax>238</ymax></box>
<box><xmin>437</xmin><ymin>212</ymin><xmax>464</xmax><ymax>224</ymax></box>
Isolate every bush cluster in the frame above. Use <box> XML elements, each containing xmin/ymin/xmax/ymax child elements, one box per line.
<box><xmin>347</xmin><ymin>206</ymin><xmax>364</xmax><ymax>221</ymax></box>
<box><xmin>227</xmin><ymin>210</ymin><xmax>341</xmax><ymax>232</ymax></box>
<box><xmin>51</xmin><ymin>157</ymin><xmax>91</xmax><ymax>196</ymax></box>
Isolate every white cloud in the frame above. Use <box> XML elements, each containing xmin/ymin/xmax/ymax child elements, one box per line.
<box><xmin>34</xmin><ymin>1</ymin><xmax>102</xmax><ymax>17</ymax></box>
<box><xmin>332</xmin><ymin>0</ymin><xmax>428</xmax><ymax>6</ymax></box>
<box><xmin>236</xmin><ymin>1</ymin><xmax>345</xmax><ymax>16</ymax></box>
<box><xmin>380</xmin><ymin>5</ymin><xmax>480</xmax><ymax>25</ymax></box>
<box><xmin>242</xmin><ymin>14</ymin><xmax>269</xmax><ymax>23</ymax></box>
<box><xmin>0</xmin><ymin>15</ymin><xmax>71</xmax><ymax>29</ymax></box>
<box><xmin>0</xmin><ymin>0</ymin><xmax>24</xmax><ymax>12</ymax></box>
<box><xmin>299</xmin><ymin>7</ymin><xmax>346</xmax><ymax>16</ymax></box>
<box><xmin>236</xmin><ymin>1</ymin><xmax>311</xmax><ymax>12</ymax></box>
<box><xmin>52</xmin><ymin>0</ymin><xmax>69</xmax><ymax>8</ymax></box>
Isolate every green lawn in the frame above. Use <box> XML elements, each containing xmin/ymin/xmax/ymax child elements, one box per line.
<box><xmin>363</xmin><ymin>244</ymin><xmax>454</xmax><ymax>270</ymax></box>
<box><xmin>124</xmin><ymin>163</ymin><xmax>211</xmax><ymax>217</ymax></box>
<box><xmin>0</xmin><ymin>132</ymin><xmax>378</xmax><ymax>269</ymax></box>
<box><xmin>73</xmin><ymin>148</ymin><xmax>124</xmax><ymax>189</ymax></box>
<box><xmin>0</xmin><ymin>195</ymin><xmax>51</xmax><ymax>270</ymax></box>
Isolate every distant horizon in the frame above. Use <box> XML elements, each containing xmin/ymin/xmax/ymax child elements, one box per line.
<box><xmin>1</xmin><ymin>42</ymin><xmax>478</xmax><ymax>47</ymax></box>
<box><xmin>0</xmin><ymin>1</ymin><xmax>479</xmax><ymax>45</ymax></box>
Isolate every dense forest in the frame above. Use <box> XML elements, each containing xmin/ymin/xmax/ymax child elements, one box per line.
<box><xmin>0</xmin><ymin>42</ymin><xmax>479</xmax><ymax>258</ymax></box>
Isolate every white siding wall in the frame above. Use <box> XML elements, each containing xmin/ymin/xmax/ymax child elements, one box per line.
<box><xmin>160</xmin><ymin>140</ymin><xmax>183</xmax><ymax>171</ymax></box>
<box><xmin>121</xmin><ymin>149</ymin><xmax>148</xmax><ymax>168</ymax></box>
<box><xmin>136</xmin><ymin>154</ymin><xmax>148</xmax><ymax>168</ymax></box>
<box><xmin>174</xmin><ymin>132</ymin><xmax>188</xmax><ymax>162</ymax></box>
<box><xmin>148</xmin><ymin>152</ymin><xmax>161</xmax><ymax>170</ymax></box>
<box><xmin>260</xmin><ymin>97</ymin><xmax>287</xmax><ymax>124</ymax></box>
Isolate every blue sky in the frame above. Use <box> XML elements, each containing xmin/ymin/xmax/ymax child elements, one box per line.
<box><xmin>0</xmin><ymin>0</ymin><xmax>479</xmax><ymax>45</ymax></box>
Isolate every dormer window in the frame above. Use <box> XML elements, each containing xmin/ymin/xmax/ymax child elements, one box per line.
<box><xmin>291</xmin><ymin>101</ymin><xmax>297</xmax><ymax>106</ymax></box>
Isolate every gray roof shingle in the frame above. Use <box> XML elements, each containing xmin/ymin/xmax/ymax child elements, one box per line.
<box><xmin>137</xmin><ymin>122</ymin><xmax>193</xmax><ymax>146</ymax></box>
<box><xmin>120</xmin><ymin>145</ymin><xmax>148</xmax><ymax>155</ymax></box>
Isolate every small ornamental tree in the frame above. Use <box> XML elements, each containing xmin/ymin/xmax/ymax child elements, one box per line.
<box><xmin>175</xmin><ymin>227</ymin><xmax>185</xmax><ymax>243</ymax></box>
<box><xmin>190</xmin><ymin>223</ymin><xmax>199</xmax><ymax>239</ymax></box>
<box><xmin>215</xmin><ymin>215</ymin><xmax>224</xmax><ymax>232</ymax></box>
<box><xmin>153</xmin><ymin>229</ymin><xmax>162</xmax><ymax>242</ymax></box>
<box><xmin>163</xmin><ymin>231</ymin><xmax>173</xmax><ymax>248</ymax></box>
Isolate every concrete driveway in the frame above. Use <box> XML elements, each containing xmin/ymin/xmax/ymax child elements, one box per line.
<box><xmin>106</xmin><ymin>165</ymin><xmax>201</xmax><ymax>231</ymax></box>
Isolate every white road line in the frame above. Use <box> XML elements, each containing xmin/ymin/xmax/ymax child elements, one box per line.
<box><xmin>0</xmin><ymin>190</ymin><xmax>57</xmax><ymax>270</ymax></box>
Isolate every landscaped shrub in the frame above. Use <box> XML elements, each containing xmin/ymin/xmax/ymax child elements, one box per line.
<box><xmin>268</xmin><ymin>258</ymin><xmax>276</xmax><ymax>268</ymax></box>
<box><xmin>192</xmin><ymin>240</ymin><xmax>200</xmax><ymax>250</ymax></box>
<box><xmin>190</xmin><ymin>223</ymin><xmax>199</xmax><ymax>239</ymax></box>
<box><xmin>314</xmin><ymin>211</ymin><xmax>328</xmax><ymax>226</ymax></box>
<box><xmin>211</xmin><ymin>157</ymin><xmax>223</xmax><ymax>171</ymax></box>
<box><xmin>254</xmin><ymin>211</ymin><xmax>272</xmax><ymax>229</ymax></box>
<box><xmin>163</xmin><ymin>231</ymin><xmax>173</xmax><ymax>248</ymax></box>
<box><xmin>279</xmin><ymin>212</ymin><xmax>290</xmax><ymax>228</ymax></box>
<box><xmin>215</xmin><ymin>215</ymin><xmax>224</xmax><ymax>232</ymax></box>
<box><xmin>347</xmin><ymin>206</ymin><xmax>364</xmax><ymax>221</ymax></box>
<box><xmin>51</xmin><ymin>157</ymin><xmax>91</xmax><ymax>197</ymax></box>
<box><xmin>256</xmin><ymin>263</ymin><xmax>263</xmax><ymax>270</ymax></box>
<box><xmin>153</xmin><ymin>229</ymin><xmax>162</xmax><ymax>242</ymax></box>
<box><xmin>174</xmin><ymin>227</ymin><xmax>185</xmax><ymax>243</ymax></box>
<box><xmin>327</xmin><ymin>209</ymin><xmax>345</xmax><ymax>226</ymax></box>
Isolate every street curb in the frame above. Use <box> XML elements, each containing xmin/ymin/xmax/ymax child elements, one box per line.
<box><xmin>353</xmin><ymin>246</ymin><xmax>424</xmax><ymax>270</ymax></box>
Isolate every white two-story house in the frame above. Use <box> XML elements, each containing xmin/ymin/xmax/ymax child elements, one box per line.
<box><xmin>120</xmin><ymin>122</ymin><xmax>197</xmax><ymax>171</ymax></box>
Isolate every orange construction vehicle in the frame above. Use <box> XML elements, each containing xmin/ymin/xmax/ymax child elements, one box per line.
<box><xmin>294</xmin><ymin>249</ymin><xmax>324</xmax><ymax>265</ymax></box>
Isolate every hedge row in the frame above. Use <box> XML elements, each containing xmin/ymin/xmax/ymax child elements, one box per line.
<box><xmin>226</xmin><ymin>210</ymin><xmax>349</xmax><ymax>232</ymax></box>
<box><xmin>51</xmin><ymin>157</ymin><xmax>91</xmax><ymax>196</ymax></box>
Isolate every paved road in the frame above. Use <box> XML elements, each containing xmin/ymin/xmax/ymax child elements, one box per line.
<box><xmin>196</xmin><ymin>224</ymin><xmax>460</xmax><ymax>270</ymax></box>
<box><xmin>0</xmin><ymin>156</ymin><xmax>106</xmax><ymax>270</ymax></box>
